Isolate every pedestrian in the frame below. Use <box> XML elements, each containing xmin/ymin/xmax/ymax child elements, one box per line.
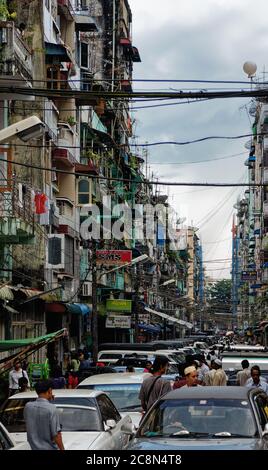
<box><xmin>139</xmin><ymin>356</ymin><xmax>171</xmax><ymax>413</ymax></box>
<box><xmin>69</xmin><ymin>352</ymin><xmax>80</xmax><ymax>372</ymax></box>
<box><xmin>9</xmin><ymin>360</ymin><xmax>30</xmax><ymax>396</ymax></box>
<box><xmin>236</xmin><ymin>359</ymin><xmax>251</xmax><ymax>386</ymax></box>
<box><xmin>245</xmin><ymin>365</ymin><xmax>268</xmax><ymax>393</ymax></box>
<box><xmin>143</xmin><ymin>360</ymin><xmax>153</xmax><ymax>373</ymax></box>
<box><xmin>67</xmin><ymin>371</ymin><xmax>79</xmax><ymax>389</ymax></box>
<box><xmin>18</xmin><ymin>376</ymin><xmax>30</xmax><ymax>392</ymax></box>
<box><xmin>23</xmin><ymin>379</ymin><xmax>65</xmax><ymax>450</ymax></box>
<box><xmin>51</xmin><ymin>366</ymin><xmax>66</xmax><ymax>389</ymax></box>
<box><xmin>198</xmin><ymin>356</ymin><xmax>210</xmax><ymax>383</ymax></box>
<box><xmin>181</xmin><ymin>365</ymin><xmax>201</xmax><ymax>388</ymax></box>
<box><xmin>211</xmin><ymin>359</ymin><xmax>227</xmax><ymax>386</ymax></box>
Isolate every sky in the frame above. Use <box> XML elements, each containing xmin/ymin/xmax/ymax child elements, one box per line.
<box><xmin>129</xmin><ymin>0</ymin><xmax>268</xmax><ymax>280</ymax></box>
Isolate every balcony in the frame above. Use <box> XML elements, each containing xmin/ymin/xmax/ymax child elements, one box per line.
<box><xmin>57</xmin><ymin>0</ymin><xmax>74</xmax><ymax>21</ymax></box>
<box><xmin>0</xmin><ymin>22</ymin><xmax>33</xmax><ymax>92</ymax></box>
<box><xmin>73</xmin><ymin>9</ymin><xmax>98</xmax><ymax>32</ymax></box>
<box><xmin>52</xmin><ymin>122</ymin><xmax>78</xmax><ymax>165</ymax></box>
<box><xmin>44</xmin><ymin>99</ymin><xmax>59</xmax><ymax>143</ymax></box>
<box><xmin>52</xmin><ymin>147</ymin><xmax>76</xmax><ymax>168</ymax></box>
<box><xmin>0</xmin><ymin>184</ymin><xmax>35</xmax><ymax>244</ymax></box>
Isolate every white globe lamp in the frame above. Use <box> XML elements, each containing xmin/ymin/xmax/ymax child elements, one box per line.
<box><xmin>243</xmin><ymin>61</ymin><xmax>257</xmax><ymax>78</ymax></box>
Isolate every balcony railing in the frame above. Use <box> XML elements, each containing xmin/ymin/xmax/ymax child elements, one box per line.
<box><xmin>0</xmin><ymin>183</ymin><xmax>35</xmax><ymax>243</ymax></box>
<box><xmin>0</xmin><ymin>22</ymin><xmax>33</xmax><ymax>81</ymax></box>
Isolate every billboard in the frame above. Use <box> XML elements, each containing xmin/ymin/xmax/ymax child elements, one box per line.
<box><xmin>96</xmin><ymin>250</ymin><xmax>132</xmax><ymax>266</ymax></box>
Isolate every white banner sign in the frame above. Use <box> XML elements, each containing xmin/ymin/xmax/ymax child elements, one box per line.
<box><xmin>106</xmin><ymin>314</ymin><xmax>131</xmax><ymax>329</ymax></box>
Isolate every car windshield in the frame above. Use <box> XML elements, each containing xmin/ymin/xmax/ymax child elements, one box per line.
<box><xmin>56</xmin><ymin>406</ymin><xmax>101</xmax><ymax>431</ymax></box>
<box><xmin>138</xmin><ymin>399</ymin><xmax>257</xmax><ymax>438</ymax></box>
<box><xmin>79</xmin><ymin>384</ymin><xmax>141</xmax><ymax>410</ymax></box>
<box><xmin>1</xmin><ymin>397</ymin><xmax>99</xmax><ymax>433</ymax></box>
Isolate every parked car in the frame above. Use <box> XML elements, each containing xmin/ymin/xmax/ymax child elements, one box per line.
<box><xmin>0</xmin><ymin>389</ymin><xmax>133</xmax><ymax>450</ymax></box>
<box><xmin>0</xmin><ymin>422</ymin><xmax>16</xmax><ymax>450</ymax></box>
<box><xmin>77</xmin><ymin>372</ymin><xmax>150</xmax><ymax>429</ymax></box>
<box><xmin>127</xmin><ymin>386</ymin><xmax>268</xmax><ymax>450</ymax></box>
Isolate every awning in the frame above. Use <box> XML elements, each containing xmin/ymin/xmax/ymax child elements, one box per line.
<box><xmin>45</xmin><ymin>42</ymin><xmax>72</xmax><ymax>62</ymax></box>
<box><xmin>66</xmin><ymin>303</ymin><xmax>91</xmax><ymax>316</ymax></box>
<box><xmin>45</xmin><ymin>302</ymin><xmax>91</xmax><ymax>315</ymax></box>
<box><xmin>0</xmin><ymin>328</ymin><xmax>66</xmax><ymax>352</ymax></box>
<box><xmin>144</xmin><ymin>306</ymin><xmax>193</xmax><ymax>329</ymax></box>
<box><xmin>138</xmin><ymin>323</ymin><xmax>161</xmax><ymax>334</ymax></box>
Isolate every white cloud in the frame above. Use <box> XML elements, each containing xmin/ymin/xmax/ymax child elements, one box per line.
<box><xmin>129</xmin><ymin>0</ymin><xmax>268</xmax><ymax>278</ymax></box>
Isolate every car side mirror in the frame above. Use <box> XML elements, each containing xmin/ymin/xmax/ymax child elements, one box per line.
<box><xmin>104</xmin><ymin>419</ymin><xmax>116</xmax><ymax>430</ymax></box>
<box><xmin>121</xmin><ymin>421</ymin><xmax>134</xmax><ymax>435</ymax></box>
<box><xmin>262</xmin><ymin>423</ymin><xmax>268</xmax><ymax>437</ymax></box>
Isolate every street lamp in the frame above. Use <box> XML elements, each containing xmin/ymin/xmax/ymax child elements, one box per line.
<box><xmin>97</xmin><ymin>254</ymin><xmax>148</xmax><ymax>281</ymax></box>
<box><xmin>0</xmin><ymin>116</ymin><xmax>45</xmax><ymax>144</ymax></box>
<box><xmin>159</xmin><ymin>278</ymin><xmax>176</xmax><ymax>287</ymax></box>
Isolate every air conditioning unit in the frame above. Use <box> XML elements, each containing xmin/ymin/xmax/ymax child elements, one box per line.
<box><xmin>81</xmin><ymin>281</ymin><xmax>92</xmax><ymax>297</ymax></box>
<box><xmin>260</xmin><ymin>104</ymin><xmax>268</xmax><ymax>132</ymax></box>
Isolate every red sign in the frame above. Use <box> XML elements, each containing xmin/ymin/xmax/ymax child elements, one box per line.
<box><xmin>96</xmin><ymin>250</ymin><xmax>132</xmax><ymax>266</ymax></box>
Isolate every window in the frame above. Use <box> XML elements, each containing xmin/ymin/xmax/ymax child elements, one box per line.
<box><xmin>97</xmin><ymin>394</ymin><xmax>121</xmax><ymax>424</ymax></box>
<box><xmin>80</xmin><ymin>42</ymin><xmax>89</xmax><ymax>69</ymax></box>
<box><xmin>47</xmin><ymin>65</ymin><xmax>61</xmax><ymax>90</ymax></box>
<box><xmin>64</xmin><ymin>235</ymin><xmax>74</xmax><ymax>276</ymax></box>
<box><xmin>78</xmin><ymin>179</ymin><xmax>90</xmax><ymax>205</ymax></box>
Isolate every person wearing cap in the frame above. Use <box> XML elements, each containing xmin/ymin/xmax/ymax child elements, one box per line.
<box><xmin>181</xmin><ymin>366</ymin><xmax>201</xmax><ymax>388</ymax></box>
<box><xmin>23</xmin><ymin>380</ymin><xmax>65</xmax><ymax>450</ymax></box>
<box><xmin>211</xmin><ymin>359</ymin><xmax>227</xmax><ymax>386</ymax></box>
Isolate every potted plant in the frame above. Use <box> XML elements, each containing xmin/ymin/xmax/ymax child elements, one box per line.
<box><xmin>66</xmin><ymin>116</ymin><xmax>76</xmax><ymax>127</ymax></box>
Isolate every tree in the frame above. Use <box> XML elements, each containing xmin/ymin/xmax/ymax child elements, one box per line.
<box><xmin>206</xmin><ymin>279</ymin><xmax>232</xmax><ymax>313</ymax></box>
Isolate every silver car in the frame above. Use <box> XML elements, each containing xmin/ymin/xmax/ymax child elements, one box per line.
<box><xmin>127</xmin><ymin>386</ymin><xmax>268</xmax><ymax>450</ymax></box>
<box><xmin>0</xmin><ymin>389</ymin><xmax>133</xmax><ymax>450</ymax></box>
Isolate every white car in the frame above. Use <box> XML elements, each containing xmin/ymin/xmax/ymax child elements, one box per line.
<box><xmin>0</xmin><ymin>389</ymin><xmax>133</xmax><ymax>450</ymax></box>
<box><xmin>77</xmin><ymin>373</ymin><xmax>150</xmax><ymax>429</ymax></box>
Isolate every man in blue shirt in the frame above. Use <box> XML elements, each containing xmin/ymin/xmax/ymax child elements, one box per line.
<box><xmin>24</xmin><ymin>380</ymin><xmax>65</xmax><ymax>450</ymax></box>
<box><xmin>245</xmin><ymin>365</ymin><xmax>268</xmax><ymax>393</ymax></box>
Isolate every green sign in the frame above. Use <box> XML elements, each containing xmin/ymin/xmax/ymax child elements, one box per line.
<box><xmin>106</xmin><ymin>299</ymin><xmax>132</xmax><ymax>313</ymax></box>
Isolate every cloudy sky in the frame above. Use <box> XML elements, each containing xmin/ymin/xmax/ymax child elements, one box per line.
<box><xmin>129</xmin><ymin>0</ymin><xmax>268</xmax><ymax>280</ymax></box>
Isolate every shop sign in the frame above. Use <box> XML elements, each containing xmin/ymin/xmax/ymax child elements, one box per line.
<box><xmin>106</xmin><ymin>299</ymin><xmax>132</xmax><ymax>312</ymax></box>
<box><xmin>96</xmin><ymin>250</ymin><xmax>132</xmax><ymax>266</ymax></box>
<box><xmin>106</xmin><ymin>314</ymin><xmax>131</xmax><ymax>329</ymax></box>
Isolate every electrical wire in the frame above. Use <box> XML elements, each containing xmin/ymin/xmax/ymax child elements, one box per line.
<box><xmin>0</xmin><ymin>157</ymin><xmax>263</xmax><ymax>187</ymax></box>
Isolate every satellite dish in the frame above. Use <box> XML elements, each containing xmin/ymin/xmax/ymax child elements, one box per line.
<box><xmin>244</xmin><ymin>139</ymin><xmax>252</xmax><ymax>150</ymax></box>
<box><xmin>249</xmin><ymin>101</ymin><xmax>257</xmax><ymax>117</ymax></box>
<box><xmin>243</xmin><ymin>61</ymin><xmax>257</xmax><ymax>78</ymax></box>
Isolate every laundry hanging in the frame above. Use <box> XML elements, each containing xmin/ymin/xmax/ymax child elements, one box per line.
<box><xmin>34</xmin><ymin>193</ymin><xmax>48</xmax><ymax>214</ymax></box>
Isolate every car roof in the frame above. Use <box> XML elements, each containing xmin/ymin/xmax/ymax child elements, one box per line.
<box><xmin>78</xmin><ymin>372</ymin><xmax>150</xmax><ymax>386</ymax></box>
<box><xmin>163</xmin><ymin>386</ymin><xmax>258</xmax><ymax>400</ymax></box>
<box><xmin>7</xmin><ymin>389</ymin><xmax>102</xmax><ymax>399</ymax></box>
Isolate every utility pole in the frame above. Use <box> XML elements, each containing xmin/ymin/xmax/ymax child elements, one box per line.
<box><xmin>133</xmin><ymin>264</ymin><xmax>140</xmax><ymax>342</ymax></box>
<box><xmin>91</xmin><ymin>240</ymin><xmax>98</xmax><ymax>362</ymax></box>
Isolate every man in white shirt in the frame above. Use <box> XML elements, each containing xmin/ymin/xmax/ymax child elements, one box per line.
<box><xmin>9</xmin><ymin>360</ymin><xmax>30</xmax><ymax>396</ymax></box>
<box><xmin>236</xmin><ymin>360</ymin><xmax>251</xmax><ymax>386</ymax></box>
<box><xmin>245</xmin><ymin>365</ymin><xmax>268</xmax><ymax>393</ymax></box>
